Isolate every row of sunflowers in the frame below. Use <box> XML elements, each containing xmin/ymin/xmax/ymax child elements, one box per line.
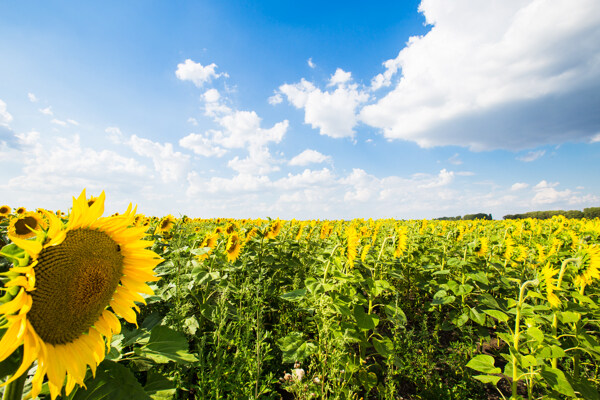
<box><xmin>1</xmin><ymin>192</ymin><xmax>600</xmax><ymax>399</ymax></box>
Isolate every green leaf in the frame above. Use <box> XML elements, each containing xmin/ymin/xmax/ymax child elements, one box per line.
<box><xmin>139</xmin><ymin>326</ymin><xmax>198</xmax><ymax>364</ymax></box>
<box><xmin>538</xmin><ymin>345</ymin><xmax>566</xmax><ymax>359</ymax></box>
<box><xmin>144</xmin><ymin>371</ymin><xmax>176</xmax><ymax>400</ymax></box>
<box><xmin>473</xmin><ymin>374</ymin><xmax>501</xmax><ymax>385</ymax></box>
<box><xmin>456</xmin><ymin>284</ymin><xmax>474</xmax><ymax>295</ymax></box>
<box><xmin>372</xmin><ymin>337</ymin><xmax>393</xmax><ymax>358</ymax></box>
<box><xmin>384</xmin><ymin>303</ymin><xmax>407</xmax><ymax>326</ymax></box>
<box><xmin>280</xmin><ymin>288</ymin><xmax>307</xmax><ymax>302</ymax></box>
<box><xmin>559</xmin><ymin>311</ymin><xmax>581</xmax><ymax>324</ymax></box>
<box><xmin>466</xmin><ymin>355</ymin><xmax>501</xmax><ymax>374</ymax></box>
<box><xmin>469</xmin><ymin>308</ymin><xmax>486</xmax><ymax>325</ymax></box>
<box><xmin>358</xmin><ymin>370</ymin><xmax>378</xmax><ymax>390</ymax></box>
<box><xmin>540</xmin><ymin>365</ymin><xmax>575</xmax><ymax>397</ymax></box>
<box><xmin>483</xmin><ymin>309</ymin><xmax>509</xmax><ymax>324</ymax></box>
<box><xmin>0</xmin><ymin>244</ymin><xmax>28</xmax><ymax>266</ymax></box>
<box><xmin>526</xmin><ymin>326</ymin><xmax>544</xmax><ymax>344</ymax></box>
<box><xmin>353</xmin><ymin>305</ymin><xmax>378</xmax><ymax>330</ymax></box>
<box><xmin>277</xmin><ymin>332</ymin><xmax>316</xmax><ymax>363</ymax></box>
<box><xmin>70</xmin><ymin>360</ymin><xmax>151</xmax><ymax>400</ymax></box>
<box><xmin>431</xmin><ymin>290</ymin><xmax>455</xmax><ymax>305</ymax></box>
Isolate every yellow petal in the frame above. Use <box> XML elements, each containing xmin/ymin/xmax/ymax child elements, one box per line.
<box><xmin>0</xmin><ymin>288</ymin><xmax>28</xmax><ymax>315</ymax></box>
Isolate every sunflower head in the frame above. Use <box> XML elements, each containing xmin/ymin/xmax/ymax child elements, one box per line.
<box><xmin>15</xmin><ymin>206</ymin><xmax>26</xmax><ymax>215</ymax></box>
<box><xmin>0</xmin><ymin>205</ymin><xmax>11</xmax><ymax>217</ymax></box>
<box><xmin>225</xmin><ymin>232</ymin><xmax>242</xmax><ymax>262</ymax></box>
<box><xmin>0</xmin><ymin>189</ymin><xmax>162</xmax><ymax>399</ymax></box>
<box><xmin>157</xmin><ymin>214</ymin><xmax>176</xmax><ymax>233</ymax></box>
<box><xmin>8</xmin><ymin>211</ymin><xmax>47</xmax><ymax>240</ymax></box>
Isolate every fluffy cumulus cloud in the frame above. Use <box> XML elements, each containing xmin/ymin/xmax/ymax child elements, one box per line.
<box><xmin>360</xmin><ymin>0</ymin><xmax>600</xmax><ymax>150</ymax></box>
<box><xmin>288</xmin><ymin>149</ymin><xmax>331</xmax><ymax>166</ymax></box>
<box><xmin>175</xmin><ymin>59</ymin><xmax>227</xmax><ymax>88</ymax></box>
<box><xmin>179</xmin><ymin>88</ymin><xmax>289</xmax><ymax>180</ymax></box>
<box><xmin>4</xmin><ymin>131</ymin><xmax>149</xmax><ymax>196</ymax></box>
<box><xmin>277</xmin><ymin>69</ymin><xmax>369</xmax><ymax>138</ymax></box>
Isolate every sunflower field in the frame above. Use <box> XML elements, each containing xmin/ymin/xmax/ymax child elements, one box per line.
<box><xmin>1</xmin><ymin>193</ymin><xmax>600</xmax><ymax>400</ymax></box>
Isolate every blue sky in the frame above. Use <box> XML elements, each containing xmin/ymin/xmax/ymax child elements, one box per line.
<box><xmin>1</xmin><ymin>0</ymin><xmax>599</xmax><ymax>219</ymax></box>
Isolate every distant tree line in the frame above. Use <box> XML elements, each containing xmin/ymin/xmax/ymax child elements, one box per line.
<box><xmin>434</xmin><ymin>208</ymin><xmax>600</xmax><ymax>221</ymax></box>
<box><xmin>503</xmin><ymin>207</ymin><xmax>600</xmax><ymax>220</ymax></box>
<box><xmin>435</xmin><ymin>213</ymin><xmax>492</xmax><ymax>221</ymax></box>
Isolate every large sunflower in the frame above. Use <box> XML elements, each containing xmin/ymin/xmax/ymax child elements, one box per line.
<box><xmin>0</xmin><ymin>190</ymin><xmax>162</xmax><ymax>399</ymax></box>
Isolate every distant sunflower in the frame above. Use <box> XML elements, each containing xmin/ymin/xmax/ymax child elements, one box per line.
<box><xmin>0</xmin><ymin>205</ymin><xmax>11</xmax><ymax>217</ymax></box>
<box><xmin>15</xmin><ymin>206</ymin><xmax>26</xmax><ymax>215</ymax></box>
<box><xmin>266</xmin><ymin>220</ymin><xmax>282</xmax><ymax>240</ymax></box>
<box><xmin>157</xmin><ymin>215</ymin><xmax>176</xmax><ymax>233</ymax></box>
<box><xmin>474</xmin><ymin>237</ymin><xmax>489</xmax><ymax>258</ymax></box>
<box><xmin>8</xmin><ymin>211</ymin><xmax>47</xmax><ymax>240</ymax></box>
<box><xmin>574</xmin><ymin>245</ymin><xmax>600</xmax><ymax>292</ymax></box>
<box><xmin>197</xmin><ymin>232</ymin><xmax>219</xmax><ymax>261</ymax></box>
<box><xmin>225</xmin><ymin>232</ymin><xmax>242</xmax><ymax>262</ymax></box>
<box><xmin>0</xmin><ymin>190</ymin><xmax>162</xmax><ymax>399</ymax></box>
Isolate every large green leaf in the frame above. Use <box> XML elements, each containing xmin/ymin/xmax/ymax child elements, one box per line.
<box><xmin>384</xmin><ymin>303</ymin><xmax>407</xmax><ymax>326</ymax></box>
<box><xmin>540</xmin><ymin>365</ymin><xmax>575</xmax><ymax>397</ymax></box>
<box><xmin>69</xmin><ymin>360</ymin><xmax>150</xmax><ymax>400</ymax></box>
<box><xmin>483</xmin><ymin>309</ymin><xmax>509</xmax><ymax>324</ymax></box>
<box><xmin>277</xmin><ymin>332</ymin><xmax>316</xmax><ymax>363</ymax></box>
<box><xmin>144</xmin><ymin>371</ymin><xmax>176</xmax><ymax>400</ymax></box>
<box><xmin>353</xmin><ymin>304</ymin><xmax>379</xmax><ymax>330</ymax></box>
<box><xmin>280</xmin><ymin>288</ymin><xmax>307</xmax><ymax>302</ymax></box>
<box><xmin>138</xmin><ymin>326</ymin><xmax>198</xmax><ymax>364</ymax></box>
<box><xmin>466</xmin><ymin>355</ymin><xmax>501</xmax><ymax>374</ymax></box>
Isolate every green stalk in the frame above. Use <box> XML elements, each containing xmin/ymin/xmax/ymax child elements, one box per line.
<box><xmin>2</xmin><ymin>371</ymin><xmax>27</xmax><ymax>400</ymax></box>
<box><xmin>551</xmin><ymin>258</ymin><xmax>578</xmax><ymax>369</ymax></box>
<box><xmin>512</xmin><ymin>279</ymin><xmax>539</xmax><ymax>398</ymax></box>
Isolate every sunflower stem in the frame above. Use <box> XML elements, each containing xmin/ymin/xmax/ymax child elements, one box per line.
<box><xmin>2</xmin><ymin>370</ymin><xmax>27</xmax><ymax>400</ymax></box>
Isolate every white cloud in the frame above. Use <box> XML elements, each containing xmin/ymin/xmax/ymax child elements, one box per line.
<box><xmin>51</xmin><ymin>118</ymin><xmax>67</xmax><ymax>126</ymax></box>
<box><xmin>279</xmin><ymin>77</ymin><xmax>369</xmax><ymax>138</ymax></box>
<box><xmin>6</xmin><ymin>133</ymin><xmax>148</xmax><ymax>193</ymax></box>
<box><xmin>227</xmin><ymin>146</ymin><xmax>280</xmax><ymax>175</ymax></box>
<box><xmin>417</xmin><ymin>168</ymin><xmax>454</xmax><ymax>188</ymax></box>
<box><xmin>188</xmin><ymin>117</ymin><xmax>198</xmax><ymax>126</ymax></box>
<box><xmin>360</xmin><ymin>0</ymin><xmax>600</xmax><ymax>150</ymax></box>
<box><xmin>328</xmin><ymin>68</ymin><xmax>352</xmax><ymax>86</ymax></box>
<box><xmin>307</xmin><ymin>58</ymin><xmax>316</xmax><ymax>68</ymax></box>
<box><xmin>275</xmin><ymin>168</ymin><xmax>335</xmax><ymax>190</ymax></box>
<box><xmin>591</xmin><ymin>133</ymin><xmax>600</xmax><ymax>143</ymax></box>
<box><xmin>517</xmin><ymin>150</ymin><xmax>545</xmax><ymax>162</ymax></box>
<box><xmin>67</xmin><ymin>119</ymin><xmax>79</xmax><ymax>126</ymax></box>
<box><xmin>39</xmin><ymin>107</ymin><xmax>53</xmax><ymax>116</ymax></box>
<box><xmin>127</xmin><ymin>135</ymin><xmax>190</xmax><ymax>182</ymax></box>
<box><xmin>0</xmin><ymin>100</ymin><xmax>12</xmax><ymax>126</ymax></box>
<box><xmin>448</xmin><ymin>153</ymin><xmax>462</xmax><ymax>165</ymax></box>
<box><xmin>268</xmin><ymin>93</ymin><xmax>283</xmax><ymax>105</ymax></box>
<box><xmin>289</xmin><ymin>149</ymin><xmax>331</xmax><ymax>166</ymax></box>
<box><xmin>510</xmin><ymin>182</ymin><xmax>529</xmax><ymax>191</ymax></box>
<box><xmin>27</xmin><ymin>93</ymin><xmax>38</xmax><ymax>103</ymax></box>
<box><xmin>178</xmin><ymin>133</ymin><xmax>227</xmax><ymax>157</ymax></box>
<box><xmin>175</xmin><ymin>59</ymin><xmax>227</xmax><ymax>88</ymax></box>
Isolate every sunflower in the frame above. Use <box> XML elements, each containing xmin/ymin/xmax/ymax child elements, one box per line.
<box><xmin>225</xmin><ymin>232</ymin><xmax>242</xmax><ymax>262</ymax></box>
<box><xmin>266</xmin><ymin>220</ymin><xmax>282</xmax><ymax>240</ymax></box>
<box><xmin>0</xmin><ymin>190</ymin><xmax>162</xmax><ymax>399</ymax></box>
<box><xmin>0</xmin><ymin>205</ymin><xmax>11</xmax><ymax>217</ymax></box>
<box><xmin>15</xmin><ymin>207</ymin><xmax>26</xmax><ymax>215</ymax></box>
<box><xmin>8</xmin><ymin>211</ymin><xmax>47</xmax><ymax>240</ymax></box>
<box><xmin>156</xmin><ymin>215</ymin><xmax>176</xmax><ymax>233</ymax></box>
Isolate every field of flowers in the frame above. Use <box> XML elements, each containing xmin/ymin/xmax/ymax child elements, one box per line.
<box><xmin>1</xmin><ymin>193</ymin><xmax>599</xmax><ymax>400</ymax></box>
